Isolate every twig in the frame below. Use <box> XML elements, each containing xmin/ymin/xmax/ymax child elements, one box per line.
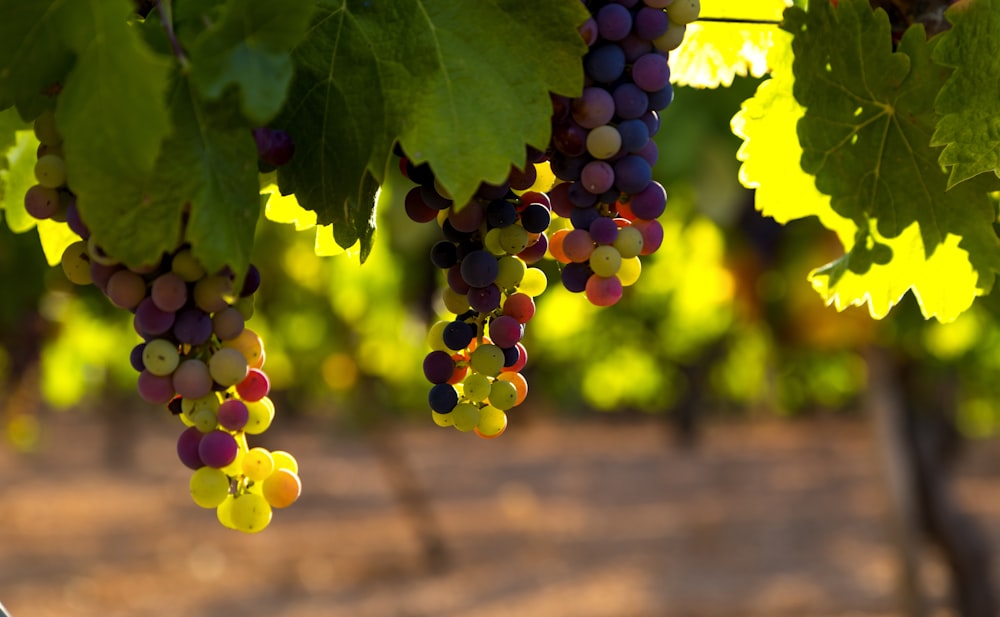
<box><xmin>696</xmin><ymin>17</ymin><xmax>783</xmax><ymax>25</ymax></box>
<box><xmin>157</xmin><ymin>0</ymin><xmax>189</xmax><ymax>69</ymax></box>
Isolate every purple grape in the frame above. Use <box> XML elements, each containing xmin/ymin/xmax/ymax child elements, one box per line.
<box><xmin>65</xmin><ymin>198</ymin><xmax>90</xmax><ymax>238</ymax></box>
<box><xmin>613</xmin><ymin>83</ymin><xmax>650</xmax><ymax>120</ymax></box>
<box><xmin>423</xmin><ymin>350</ymin><xmax>456</xmax><ymax>384</ymax></box>
<box><xmin>173</xmin><ymin>309</ymin><xmax>213</xmax><ymax>346</ymax></box>
<box><xmin>89</xmin><ymin>262</ymin><xmax>119</xmax><ymax>293</ymax></box>
<box><xmin>517</xmin><ymin>233</ymin><xmax>548</xmax><ymax>264</ymax></box>
<box><xmin>634</xmin><ymin>6</ymin><xmax>670</xmax><ymax>41</ymax></box>
<box><xmin>581</xmin><ymin>161</ymin><xmax>616</xmax><ymax>195</ymax></box>
<box><xmin>218</xmin><ymin>399</ymin><xmax>250</xmax><ymax>432</ymax></box>
<box><xmin>561</xmin><ymin>262</ymin><xmax>592</xmax><ymax>293</ymax></box>
<box><xmin>551</xmin><ymin>121</ymin><xmax>588</xmax><ymax>157</ymax></box>
<box><xmin>137</xmin><ymin>370</ymin><xmax>175</xmax><ymax>404</ymax></box>
<box><xmin>520</xmin><ymin>203</ymin><xmax>551</xmax><ymax>234</ymax></box>
<box><xmin>640</xmin><ymin>110</ymin><xmax>661</xmax><ymax>137</ymax></box>
<box><xmin>428</xmin><ymin>384</ymin><xmax>458</xmax><ymax>413</ymax></box>
<box><xmin>177</xmin><ymin>427</ymin><xmax>205</xmax><ymax>470</ymax></box>
<box><xmin>508</xmin><ymin>164</ymin><xmax>537</xmax><ymax>191</ymax></box>
<box><xmin>475</xmin><ymin>180</ymin><xmax>511</xmax><ymax>201</ymax></box>
<box><xmin>486</xmin><ymin>200</ymin><xmax>518</xmax><ymax>228</ymax></box>
<box><xmin>447</xmin><ymin>265</ymin><xmax>471</xmax><ymax>294</ymax></box>
<box><xmin>596</xmin><ymin>3</ymin><xmax>632</xmax><ymax>41</ymax></box>
<box><xmin>614</xmin><ymin>155</ymin><xmax>653</xmax><ymax>194</ymax></box>
<box><xmin>637</xmin><ymin>139</ymin><xmax>658</xmax><ymax>167</ymax></box>
<box><xmin>584</xmin><ymin>44</ymin><xmax>626</xmax><ymax>83</ymax></box>
<box><xmin>568</xmin><ymin>181</ymin><xmax>598</xmax><ymax>207</ymax></box>
<box><xmin>570</xmin><ymin>206</ymin><xmax>601</xmax><ymax>230</ymax></box>
<box><xmin>198</xmin><ymin>430</ymin><xmax>238</xmax><ymax>468</ymax></box>
<box><xmin>503</xmin><ymin>345</ymin><xmax>521</xmax><ymax>368</ymax></box>
<box><xmin>240</xmin><ymin>264</ymin><xmax>261</xmax><ymax>296</ymax></box>
<box><xmin>135</xmin><ymin>298</ymin><xmax>175</xmax><ymax>337</ymax></box>
<box><xmin>460</xmin><ymin>250</ymin><xmax>499</xmax><ymax>288</ymax></box>
<box><xmin>443</xmin><ymin>321</ymin><xmax>475</xmax><ymax>351</ymax></box>
<box><xmin>619</xmin><ymin>33</ymin><xmax>654</xmax><ymax>62</ymax></box>
<box><xmin>629</xmin><ymin>181</ymin><xmax>668</xmax><ymax>219</ymax></box>
<box><xmin>549</xmin><ymin>183</ymin><xmax>575</xmax><ymax>218</ymax></box>
<box><xmin>618</xmin><ymin>118</ymin><xmax>650</xmax><ymax>153</ymax></box>
<box><xmin>648</xmin><ymin>84</ymin><xmax>674</xmax><ymax>111</ymax></box>
<box><xmin>23</xmin><ymin>185</ymin><xmax>60</xmax><ymax>220</ymax></box>
<box><xmin>579</xmin><ymin>16</ymin><xmax>599</xmax><ymax>46</ymax></box>
<box><xmin>590</xmin><ymin>217</ymin><xmax>620</xmax><ymax>245</ymax></box>
<box><xmin>405</xmin><ymin>187</ymin><xmax>438</xmax><ymax>223</ymax></box>
<box><xmin>549</xmin><ymin>152</ymin><xmax>586</xmax><ymax>182</ymax></box>
<box><xmin>421</xmin><ymin>185</ymin><xmax>452</xmax><ymax>210</ymax></box>
<box><xmin>572</xmin><ymin>87</ymin><xmax>615</xmax><ymax>129</ymax></box>
<box><xmin>430</xmin><ymin>241</ymin><xmax>458</xmax><ymax>269</ymax></box>
<box><xmin>448</xmin><ymin>200</ymin><xmax>484</xmax><ymax>234</ymax></box>
<box><xmin>633</xmin><ymin>53</ymin><xmax>670</xmax><ymax>92</ymax></box>
<box><xmin>488</xmin><ymin>315</ymin><xmax>523</xmax><ymax>349</ymax></box>
<box><xmin>468</xmin><ymin>284</ymin><xmax>502</xmax><ymax>313</ymax></box>
<box><xmin>130</xmin><ymin>343</ymin><xmax>146</xmax><ymax>372</ymax></box>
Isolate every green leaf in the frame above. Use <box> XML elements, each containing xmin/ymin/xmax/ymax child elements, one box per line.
<box><xmin>0</xmin><ymin>0</ymin><xmax>75</xmax><ymax>119</ymax></box>
<box><xmin>187</xmin><ymin>0</ymin><xmax>316</xmax><ymax>125</ymax></box>
<box><xmin>736</xmin><ymin>1</ymin><xmax>1000</xmax><ymax>321</ymax></box>
<box><xmin>1</xmin><ymin>130</ymin><xmax>42</xmax><ymax>233</ymax></box>
<box><xmin>277</xmin><ymin>0</ymin><xmax>589</xmax><ymax>250</ymax></box>
<box><xmin>157</xmin><ymin>83</ymin><xmax>261</xmax><ymax>279</ymax></box>
<box><xmin>670</xmin><ymin>0</ymin><xmax>791</xmax><ymax>89</ymax></box>
<box><xmin>931</xmin><ymin>0</ymin><xmax>1000</xmax><ymax>187</ymax></box>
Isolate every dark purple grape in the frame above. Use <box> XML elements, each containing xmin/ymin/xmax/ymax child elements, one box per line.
<box><xmin>240</xmin><ymin>264</ymin><xmax>261</xmax><ymax>296</ymax></box>
<box><xmin>561</xmin><ymin>262</ymin><xmax>592</xmax><ymax>293</ymax></box>
<box><xmin>648</xmin><ymin>84</ymin><xmax>674</xmax><ymax>111</ymax></box>
<box><xmin>613</xmin><ymin>83</ymin><xmax>650</xmax><ymax>120</ymax></box>
<box><xmin>570</xmin><ymin>206</ymin><xmax>601</xmax><ymax>230</ymax></box>
<box><xmin>617</xmin><ymin>118</ymin><xmax>650</xmax><ymax>153</ymax></box>
<box><xmin>488</xmin><ymin>315</ymin><xmax>523</xmax><ymax>349</ymax></box>
<box><xmin>443</xmin><ymin>321</ymin><xmax>476</xmax><ymax>350</ymax></box>
<box><xmin>614</xmin><ymin>155</ymin><xmax>653</xmax><ymax>194</ymax></box>
<box><xmin>428</xmin><ymin>383</ymin><xmax>458</xmax><ymax>413</ymax></box>
<box><xmin>423</xmin><ymin>350</ymin><xmax>456</xmax><ymax>384</ymax></box>
<box><xmin>584</xmin><ymin>44</ymin><xmax>626</xmax><ymax>83</ymax></box>
<box><xmin>468</xmin><ymin>284</ymin><xmax>501</xmax><ymax>313</ymax></box>
<box><xmin>486</xmin><ymin>200</ymin><xmax>518</xmax><ymax>228</ymax></box>
<box><xmin>590</xmin><ymin>217</ymin><xmax>620</xmax><ymax>245</ymax></box>
<box><xmin>520</xmin><ymin>203</ymin><xmax>551</xmax><ymax>234</ymax></box>
<box><xmin>551</xmin><ymin>121</ymin><xmax>588</xmax><ymax>157</ymax></box>
<box><xmin>134</xmin><ymin>297</ymin><xmax>175</xmax><ymax>336</ymax></box>
<box><xmin>572</xmin><ymin>87</ymin><xmax>615</xmax><ymax>129</ymax></box>
<box><xmin>173</xmin><ymin>308</ymin><xmax>213</xmax><ymax>346</ymax></box>
<box><xmin>633</xmin><ymin>53</ymin><xmax>670</xmax><ymax>92</ymax></box>
<box><xmin>629</xmin><ymin>181</ymin><xmax>667</xmax><ymax>219</ymax></box>
<box><xmin>430</xmin><ymin>241</ymin><xmax>458</xmax><ymax>269</ymax></box>
<box><xmin>568</xmin><ymin>181</ymin><xmax>598</xmax><ymax>208</ymax></box>
<box><xmin>177</xmin><ymin>427</ymin><xmax>205</xmax><ymax>470</ymax></box>
<box><xmin>634</xmin><ymin>6</ymin><xmax>670</xmax><ymax>41</ymax></box>
<box><xmin>517</xmin><ymin>233</ymin><xmax>548</xmax><ymax>264</ymax></box>
<box><xmin>460</xmin><ymin>250</ymin><xmax>499</xmax><ymax>288</ymax></box>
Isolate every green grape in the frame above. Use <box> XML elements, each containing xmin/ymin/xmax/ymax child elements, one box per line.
<box><xmin>220</xmin><ymin>433</ymin><xmax>248</xmax><ymax>476</ymax></box>
<box><xmin>142</xmin><ymin>339</ymin><xmax>180</xmax><ymax>376</ymax></box>
<box><xmin>431</xmin><ymin>410</ymin><xmax>454</xmax><ymax>427</ymax></box>
<box><xmin>208</xmin><ymin>347</ymin><xmax>249</xmax><ymax>387</ymax></box>
<box><xmin>619</xmin><ymin>257</ymin><xmax>642</xmax><ymax>287</ymax></box>
<box><xmin>426</xmin><ymin>321</ymin><xmax>450</xmax><ymax>352</ymax></box>
<box><xmin>483</xmin><ymin>228</ymin><xmax>506</xmax><ymax>256</ymax></box>
<box><xmin>271</xmin><ymin>450</ymin><xmax>299</xmax><ymax>474</ymax></box>
<box><xmin>245</xmin><ymin>397</ymin><xmax>275</xmax><ymax>435</ymax></box>
<box><xmin>519</xmin><ymin>268</ymin><xmax>547</xmax><ymax>297</ymax></box>
<box><xmin>34</xmin><ymin>154</ymin><xmax>66</xmax><ymax>188</ymax></box>
<box><xmin>488</xmin><ymin>379</ymin><xmax>518</xmax><ymax>411</ymax></box>
<box><xmin>498</xmin><ymin>225</ymin><xmax>528</xmax><ymax>255</ymax></box>
<box><xmin>495</xmin><ymin>256</ymin><xmax>526</xmax><ymax>291</ymax></box>
<box><xmin>229</xmin><ymin>493</ymin><xmax>272</xmax><ymax>533</ymax></box>
<box><xmin>191</xmin><ymin>408</ymin><xmax>218</xmax><ymax>433</ymax></box>
<box><xmin>60</xmin><ymin>241</ymin><xmax>92</xmax><ymax>285</ymax></box>
<box><xmin>182</xmin><ymin>393</ymin><xmax>221</xmax><ymax>417</ymax></box>
<box><xmin>613</xmin><ymin>226</ymin><xmax>644</xmax><ymax>259</ymax></box>
<box><xmin>190</xmin><ymin>467</ymin><xmax>230</xmax><ymax>508</ymax></box>
<box><xmin>586</xmin><ymin>125</ymin><xmax>622</xmax><ymax>160</ymax></box>
<box><xmin>33</xmin><ymin>110</ymin><xmax>61</xmax><ymax>146</ymax></box>
<box><xmin>666</xmin><ymin>0</ymin><xmax>700</xmax><ymax>25</ymax></box>
<box><xmin>193</xmin><ymin>274</ymin><xmax>233</xmax><ymax>313</ymax></box>
<box><xmin>87</xmin><ymin>236</ymin><xmax>119</xmax><ymax>266</ymax></box>
<box><xmin>442</xmin><ymin>287</ymin><xmax>470</xmax><ymax>314</ymax></box>
<box><xmin>462</xmin><ymin>373</ymin><xmax>492</xmax><ymax>402</ymax></box>
<box><xmin>242</xmin><ymin>447</ymin><xmax>274</xmax><ymax>482</ymax></box>
<box><xmin>654</xmin><ymin>20</ymin><xmax>687</xmax><ymax>52</ymax></box>
<box><xmin>589</xmin><ymin>245</ymin><xmax>622</xmax><ymax>277</ymax></box>
<box><xmin>216</xmin><ymin>495</ymin><xmax>237</xmax><ymax>529</ymax></box>
<box><xmin>476</xmin><ymin>405</ymin><xmax>507</xmax><ymax>437</ymax></box>
<box><xmin>470</xmin><ymin>344</ymin><xmax>504</xmax><ymax>377</ymax></box>
<box><xmin>451</xmin><ymin>402</ymin><xmax>480</xmax><ymax>432</ymax></box>
<box><xmin>233</xmin><ymin>295</ymin><xmax>255</xmax><ymax>320</ymax></box>
<box><xmin>171</xmin><ymin>248</ymin><xmax>206</xmax><ymax>282</ymax></box>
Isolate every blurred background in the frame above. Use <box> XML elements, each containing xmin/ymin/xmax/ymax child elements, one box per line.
<box><xmin>3</xmin><ymin>75</ymin><xmax>1000</xmax><ymax>617</ymax></box>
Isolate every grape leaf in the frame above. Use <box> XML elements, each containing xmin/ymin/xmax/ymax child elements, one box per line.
<box><xmin>930</xmin><ymin>0</ymin><xmax>1000</xmax><ymax>187</ymax></box>
<box><xmin>0</xmin><ymin>0</ymin><xmax>75</xmax><ymax>119</ymax></box>
<box><xmin>784</xmin><ymin>1</ymin><xmax>1000</xmax><ymax>320</ymax></box>
<box><xmin>1</xmin><ymin>130</ymin><xmax>41</xmax><ymax>234</ymax></box>
<box><xmin>735</xmin><ymin>5</ymin><xmax>1000</xmax><ymax>321</ymax></box>
<box><xmin>187</xmin><ymin>0</ymin><xmax>316</xmax><ymax>125</ymax></box>
<box><xmin>276</xmin><ymin>0</ymin><xmax>589</xmax><ymax>253</ymax></box>
<box><xmin>670</xmin><ymin>0</ymin><xmax>791</xmax><ymax>89</ymax></box>
<box><xmin>158</xmin><ymin>83</ymin><xmax>261</xmax><ymax>279</ymax></box>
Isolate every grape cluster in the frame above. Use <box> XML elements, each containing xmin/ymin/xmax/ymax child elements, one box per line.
<box><xmin>402</xmin><ymin>0</ymin><xmax>696</xmax><ymax>436</ymax></box>
<box><xmin>544</xmin><ymin>0</ymin><xmax>699</xmax><ymax>305</ymax></box>
<box><xmin>25</xmin><ymin>110</ymin><xmax>301</xmax><ymax>533</ymax></box>
<box><xmin>401</xmin><ymin>155</ymin><xmax>547</xmax><ymax>438</ymax></box>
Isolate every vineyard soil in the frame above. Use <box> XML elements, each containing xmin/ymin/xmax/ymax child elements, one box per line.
<box><xmin>2</xmin><ymin>410</ymin><xmax>998</xmax><ymax>617</ymax></box>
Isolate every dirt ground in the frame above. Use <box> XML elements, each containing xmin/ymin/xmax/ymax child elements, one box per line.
<box><xmin>2</xmin><ymin>408</ymin><xmax>999</xmax><ymax>617</ymax></box>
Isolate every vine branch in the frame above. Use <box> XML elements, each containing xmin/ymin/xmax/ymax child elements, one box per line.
<box><xmin>157</xmin><ymin>0</ymin><xmax>189</xmax><ymax>69</ymax></box>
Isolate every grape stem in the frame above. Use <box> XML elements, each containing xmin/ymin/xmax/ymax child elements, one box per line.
<box><xmin>157</xmin><ymin>0</ymin><xmax>189</xmax><ymax>69</ymax></box>
<box><xmin>696</xmin><ymin>17</ymin><xmax>783</xmax><ymax>25</ymax></box>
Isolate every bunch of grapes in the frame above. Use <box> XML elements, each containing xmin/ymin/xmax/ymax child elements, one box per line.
<box><xmin>25</xmin><ymin>110</ymin><xmax>301</xmax><ymax>533</ymax></box>
<box><xmin>401</xmin><ymin>154</ymin><xmax>549</xmax><ymax>438</ymax></box>
<box><xmin>544</xmin><ymin>0</ymin><xmax>700</xmax><ymax>306</ymax></box>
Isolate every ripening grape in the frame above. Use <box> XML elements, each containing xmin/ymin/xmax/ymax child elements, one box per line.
<box><xmin>217</xmin><ymin>399</ymin><xmax>249</xmax><ymax>432</ymax></box>
<box><xmin>198</xmin><ymin>430</ymin><xmax>239</xmax><ymax>468</ymax></box>
<box><xmin>208</xmin><ymin>347</ymin><xmax>249</xmax><ymax>387</ymax></box>
<box><xmin>23</xmin><ymin>185</ymin><xmax>60</xmax><ymax>219</ymax></box>
<box><xmin>34</xmin><ymin>154</ymin><xmax>66</xmax><ymax>188</ymax></box>
<box><xmin>173</xmin><ymin>359</ymin><xmax>213</xmax><ymax>400</ymax></box>
<box><xmin>262</xmin><ymin>468</ymin><xmax>301</xmax><ymax>509</ymax></box>
<box><xmin>243</xmin><ymin>447</ymin><xmax>275</xmax><ymax>483</ymax></box>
